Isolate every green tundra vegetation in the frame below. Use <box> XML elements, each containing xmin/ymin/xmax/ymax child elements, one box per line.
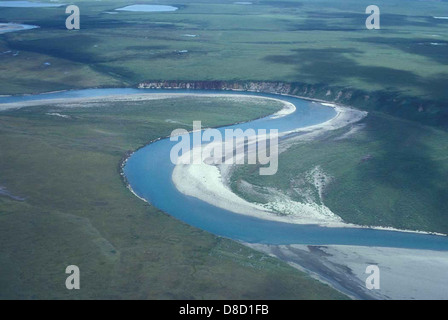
<box><xmin>0</xmin><ymin>97</ymin><xmax>346</xmax><ymax>299</ymax></box>
<box><xmin>1</xmin><ymin>0</ymin><xmax>447</xmax><ymax>125</ymax></box>
<box><xmin>1</xmin><ymin>0</ymin><xmax>447</xmax><ymax>102</ymax></box>
<box><xmin>231</xmin><ymin>111</ymin><xmax>448</xmax><ymax>234</ymax></box>
<box><xmin>1</xmin><ymin>0</ymin><xmax>447</xmax><ymax>299</ymax></box>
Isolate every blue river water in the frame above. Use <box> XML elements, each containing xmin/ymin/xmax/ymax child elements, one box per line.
<box><xmin>2</xmin><ymin>88</ymin><xmax>448</xmax><ymax>250</ymax></box>
<box><xmin>0</xmin><ymin>1</ymin><xmax>62</xmax><ymax>7</ymax></box>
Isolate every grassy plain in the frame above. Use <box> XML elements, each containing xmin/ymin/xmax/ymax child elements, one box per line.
<box><xmin>231</xmin><ymin>112</ymin><xmax>448</xmax><ymax>234</ymax></box>
<box><xmin>0</xmin><ymin>96</ymin><xmax>345</xmax><ymax>299</ymax></box>
<box><xmin>1</xmin><ymin>0</ymin><xmax>447</xmax><ymax>103</ymax></box>
<box><xmin>1</xmin><ymin>0</ymin><xmax>448</xmax><ymax>299</ymax></box>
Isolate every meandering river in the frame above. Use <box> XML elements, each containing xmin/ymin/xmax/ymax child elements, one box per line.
<box><xmin>1</xmin><ymin>88</ymin><xmax>448</xmax><ymax>250</ymax></box>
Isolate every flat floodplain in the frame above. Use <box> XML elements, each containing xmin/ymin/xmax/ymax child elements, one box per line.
<box><xmin>1</xmin><ymin>0</ymin><xmax>448</xmax><ymax>300</ymax></box>
<box><xmin>0</xmin><ymin>93</ymin><xmax>346</xmax><ymax>299</ymax></box>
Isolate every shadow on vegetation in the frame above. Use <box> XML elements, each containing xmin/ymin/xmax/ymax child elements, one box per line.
<box><xmin>289</xmin><ymin>11</ymin><xmax>440</xmax><ymax>31</ymax></box>
<box><xmin>264</xmin><ymin>47</ymin><xmax>448</xmax><ymax>127</ymax></box>
<box><xmin>327</xmin><ymin>114</ymin><xmax>448</xmax><ymax>232</ymax></box>
<box><xmin>264</xmin><ymin>48</ymin><xmax>421</xmax><ymax>87</ymax></box>
<box><xmin>357</xmin><ymin>37</ymin><xmax>448</xmax><ymax>65</ymax></box>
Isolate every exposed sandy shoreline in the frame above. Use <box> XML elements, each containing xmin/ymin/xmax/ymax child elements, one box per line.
<box><xmin>172</xmin><ymin>101</ymin><xmax>369</xmax><ymax>227</ymax></box>
<box><xmin>0</xmin><ymin>23</ymin><xmax>38</xmax><ymax>34</ymax></box>
<box><xmin>0</xmin><ymin>92</ymin><xmax>294</xmax><ymax>112</ymax></box>
<box><xmin>2</xmin><ymin>90</ymin><xmax>443</xmax><ymax>237</ymax></box>
<box><xmin>170</xmin><ymin>100</ymin><xmax>446</xmax><ymax>236</ymax></box>
<box><xmin>4</xmin><ymin>89</ymin><xmax>447</xmax><ymax>300</ymax></box>
<box><xmin>247</xmin><ymin>243</ymin><xmax>448</xmax><ymax>300</ymax></box>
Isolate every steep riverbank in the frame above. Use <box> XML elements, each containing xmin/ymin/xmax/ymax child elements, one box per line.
<box><xmin>138</xmin><ymin>80</ymin><xmax>448</xmax><ymax>129</ymax></box>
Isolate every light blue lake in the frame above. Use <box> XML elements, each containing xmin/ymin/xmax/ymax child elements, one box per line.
<box><xmin>115</xmin><ymin>5</ymin><xmax>178</xmax><ymax>13</ymax></box>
